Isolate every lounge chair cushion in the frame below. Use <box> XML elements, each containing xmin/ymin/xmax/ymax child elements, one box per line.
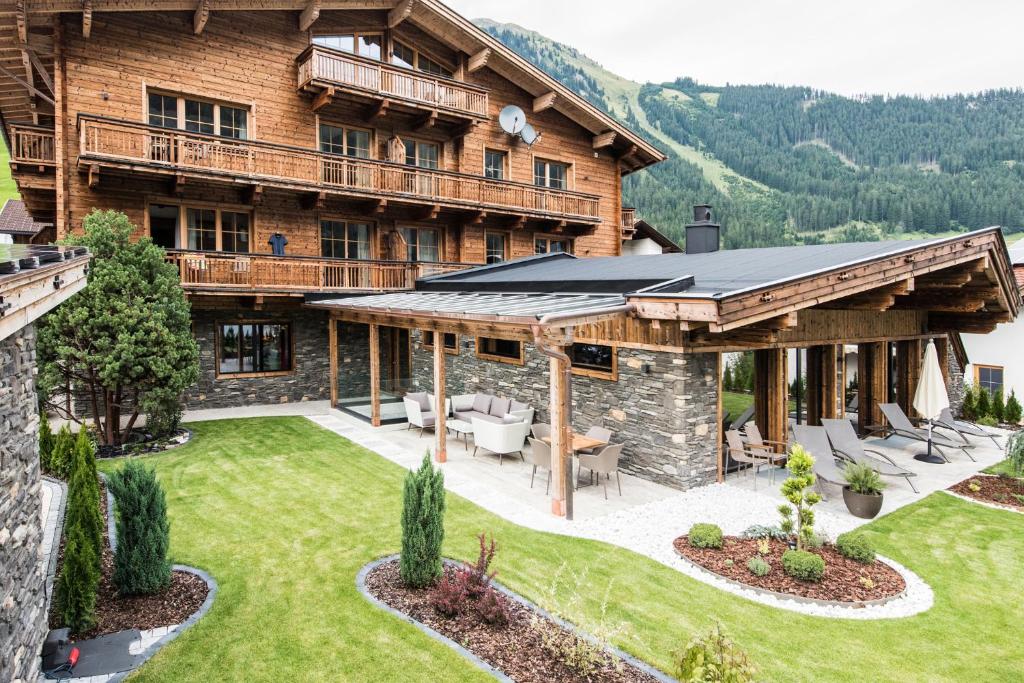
<box><xmin>503</xmin><ymin>414</ymin><xmax>524</xmax><ymax>424</ymax></box>
<box><xmin>472</xmin><ymin>393</ymin><xmax>492</xmax><ymax>414</ymax></box>
<box><xmin>489</xmin><ymin>397</ymin><xmax>511</xmax><ymax>418</ymax></box>
<box><xmin>420</xmin><ymin>412</ymin><xmax>436</xmax><ymax>427</ymax></box>
<box><xmin>510</xmin><ymin>400</ymin><xmax>529</xmax><ymax>413</ymax></box>
<box><xmin>453</xmin><ymin>394</ymin><xmax>475</xmax><ymax>411</ymax></box>
<box><xmin>407</xmin><ymin>391</ymin><xmax>430</xmax><ymax>412</ymax></box>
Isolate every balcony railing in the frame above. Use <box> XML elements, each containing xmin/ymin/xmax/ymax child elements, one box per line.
<box><xmin>10</xmin><ymin>124</ymin><xmax>56</xmax><ymax>166</ymax></box>
<box><xmin>79</xmin><ymin>115</ymin><xmax>602</xmax><ymax>223</ymax></box>
<box><xmin>621</xmin><ymin>207</ymin><xmax>637</xmax><ymax>237</ymax></box>
<box><xmin>297</xmin><ymin>46</ymin><xmax>489</xmax><ymax>119</ymax></box>
<box><xmin>166</xmin><ymin>250</ymin><xmax>474</xmax><ymax>293</ymax></box>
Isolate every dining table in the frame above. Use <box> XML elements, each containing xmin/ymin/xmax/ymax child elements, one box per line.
<box><xmin>541</xmin><ymin>432</ymin><xmax>610</xmax><ymax>489</ymax></box>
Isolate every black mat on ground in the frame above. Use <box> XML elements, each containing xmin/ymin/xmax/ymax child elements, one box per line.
<box><xmin>69</xmin><ymin>629</ymin><xmax>141</xmax><ymax>677</ymax></box>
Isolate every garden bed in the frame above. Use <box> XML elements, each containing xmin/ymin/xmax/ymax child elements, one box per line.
<box><xmin>363</xmin><ymin>558</ymin><xmax>665</xmax><ymax>683</ymax></box>
<box><xmin>949</xmin><ymin>475</ymin><xmax>1024</xmax><ymax>511</ymax></box>
<box><xmin>96</xmin><ymin>427</ymin><xmax>191</xmax><ymax>459</ymax></box>
<box><xmin>673</xmin><ymin>536</ymin><xmax>905</xmax><ymax>605</ymax></box>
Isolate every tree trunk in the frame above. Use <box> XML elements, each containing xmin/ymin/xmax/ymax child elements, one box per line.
<box><xmin>87</xmin><ymin>369</ymin><xmax>105</xmax><ymax>444</ymax></box>
<box><xmin>121</xmin><ymin>390</ymin><xmax>140</xmax><ymax>444</ymax></box>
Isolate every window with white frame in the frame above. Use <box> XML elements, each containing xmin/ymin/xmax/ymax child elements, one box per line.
<box><xmin>321</xmin><ymin>220</ymin><xmax>371</xmax><ymax>259</ymax></box>
<box><xmin>404</xmin><ymin>140</ymin><xmax>439</xmax><ymax>169</ymax></box>
<box><xmin>147</xmin><ymin>91</ymin><xmax>249</xmax><ymax>139</ymax></box>
<box><xmin>319</xmin><ymin>123</ymin><xmax>371</xmax><ymax>158</ymax></box>
<box><xmin>484</xmin><ymin>149</ymin><xmax>507</xmax><ymax>180</ymax></box>
<box><xmin>401</xmin><ymin>227</ymin><xmax>440</xmax><ymax>262</ymax></box>
<box><xmin>534</xmin><ymin>159</ymin><xmax>569</xmax><ymax>189</ymax></box>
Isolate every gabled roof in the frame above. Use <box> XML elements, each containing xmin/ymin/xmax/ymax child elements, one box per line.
<box><xmin>0</xmin><ymin>199</ymin><xmax>50</xmax><ymax>237</ymax></box>
<box><xmin>630</xmin><ymin>220</ymin><xmax>682</xmax><ymax>253</ymax></box>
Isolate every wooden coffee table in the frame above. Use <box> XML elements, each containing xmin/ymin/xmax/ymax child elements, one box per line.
<box><xmin>446</xmin><ymin>419</ymin><xmax>474</xmax><ymax>450</ymax></box>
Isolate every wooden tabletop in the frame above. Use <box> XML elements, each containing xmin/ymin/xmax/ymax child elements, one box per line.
<box><xmin>542</xmin><ymin>433</ymin><xmax>608</xmax><ymax>452</ymax></box>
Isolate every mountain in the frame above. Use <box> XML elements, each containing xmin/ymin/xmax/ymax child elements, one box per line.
<box><xmin>477</xmin><ymin>19</ymin><xmax>1024</xmax><ymax>248</ymax></box>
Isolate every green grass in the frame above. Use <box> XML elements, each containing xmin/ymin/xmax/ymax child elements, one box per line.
<box><xmin>99</xmin><ymin>417</ymin><xmax>1024</xmax><ymax>682</ymax></box>
<box><xmin>0</xmin><ymin>140</ymin><xmax>19</xmax><ymax>204</ymax></box>
<box><xmin>722</xmin><ymin>390</ymin><xmax>754</xmax><ymax>420</ymax></box>
<box><xmin>983</xmin><ymin>459</ymin><xmax>1022</xmax><ymax>477</ymax></box>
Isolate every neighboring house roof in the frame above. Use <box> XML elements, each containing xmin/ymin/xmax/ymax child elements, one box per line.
<box><xmin>629</xmin><ymin>220</ymin><xmax>682</xmax><ymax>253</ymax></box>
<box><xmin>0</xmin><ymin>199</ymin><xmax>51</xmax><ymax>237</ymax></box>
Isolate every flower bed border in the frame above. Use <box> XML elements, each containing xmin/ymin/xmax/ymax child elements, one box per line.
<box><xmin>942</xmin><ymin>482</ymin><xmax>1024</xmax><ymax>515</ymax></box>
<box><xmin>356</xmin><ymin>554</ymin><xmax>676</xmax><ymax>683</ymax></box>
<box><xmin>671</xmin><ymin>545</ymin><xmax>909</xmax><ymax>610</ymax></box>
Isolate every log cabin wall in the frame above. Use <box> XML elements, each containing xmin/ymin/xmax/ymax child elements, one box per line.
<box><xmin>56</xmin><ymin>9</ymin><xmax>624</xmax><ymax>258</ymax></box>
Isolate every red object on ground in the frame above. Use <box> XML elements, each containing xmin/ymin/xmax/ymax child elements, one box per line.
<box><xmin>68</xmin><ymin>647</ymin><xmax>80</xmax><ymax>667</ymax></box>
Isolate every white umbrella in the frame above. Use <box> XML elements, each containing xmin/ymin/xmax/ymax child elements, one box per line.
<box><xmin>913</xmin><ymin>339</ymin><xmax>950</xmax><ymax>463</ymax></box>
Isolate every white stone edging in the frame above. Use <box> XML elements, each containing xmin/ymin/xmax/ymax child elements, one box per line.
<box><xmin>940</xmin><ymin>488</ymin><xmax>1024</xmax><ymax>515</ymax></box>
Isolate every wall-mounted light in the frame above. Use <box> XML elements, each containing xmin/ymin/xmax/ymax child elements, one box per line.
<box><xmin>641</xmin><ymin>363</ymin><xmax>652</xmax><ymax>374</ymax></box>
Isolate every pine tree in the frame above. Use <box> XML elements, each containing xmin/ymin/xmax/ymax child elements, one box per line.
<box><xmin>39</xmin><ymin>414</ymin><xmax>55</xmax><ymax>475</ymax></box>
<box><xmin>992</xmin><ymin>389</ymin><xmax>1005</xmax><ymax>423</ymax></box>
<box><xmin>399</xmin><ymin>452</ymin><xmax>446</xmax><ymax>589</ymax></box>
<box><xmin>976</xmin><ymin>386</ymin><xmax>991</xmax><ymax>419</ymax></box>
<box><xmin>65</xmin><ymin>429</ymin><xmax>104</xmax><ymax>574</ymax></box>
<box><xmin>1005</xmin><ymin>390</ymin><xmax>1022</xmax><ymax>425</ymax></box>
<box><xmin>56</xmin><ymin>523</ymin><xmax>99</xmax><ymax>634</ymax></box>
<box><xmin>107</xmin><ymin>460</ymin><xmax>171</xmax><ymax>595</ymax></box>
<box><xmin>723</xmin><ymin>365</ymin><xmax>734</xmax><ymax>392</ymax></box>
<box><xmin>961</xmin><ymin>384</ymin><xmax>977</xmax><ymax>421</ymax></box>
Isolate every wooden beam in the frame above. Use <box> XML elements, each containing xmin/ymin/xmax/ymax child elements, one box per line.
<box><xmin>328</xmin><ymin>318</ymin><xmax>338</xmax><ymax>408</ymax></box>
<box><xmin>193</xmin><ymin>0</ymin><xmax>210</xmax><ymax>34</ymax></box>
<box><xmin>81</xmin><ymin>0</ymin><xmax>92</xmax><ymax>39</ymax></box>
<box><xmin>87</xmin><ymin>164</ymin><xmax>99</xmax><ymax>189</ymax></box>
<box><xmin>298</xmin><ymin>0</ymin><xmax>320</xmax><ymax>31</ymax></box>
<box><xmin>0</xmin><ymin>63</ymin><xmax>55</xmax><ymax>106</ymax></box>
<box><xmin>753</xmin><ymin>348</ymin><xmax>787</xmax><ymax>450</ymax></box>
<box><xmin>549</xmin><ymin>351</ymin><xmax>569</xmax><ymax>517</ymax></box>
<box><xmin>533</xmin><ymin>91</ymin><xmax>557</xmax><ymax>113</ymax></box>
<box><xmin>466</xmin><ymin>47</ymin><xmax>490</xmax><ymax>73</ymax></box>
<box><xmin>249</xmin><ymin>184</ymin><xmax>264</xmax><ymax>206</ymax></box>
<box><xmin>592</xmin><ymin>130</ymin><xmax>616</xmax><ymax>149</ymax></box>
<box><xmin>16</xmin><ymin>1</ymin><xmax>27</xmax><ymax>44</ymax></box>
<box><xmin>369</xmin><ymin>323</ymin><xmax>381</xmax><ymax>427</ymax></box>
<box><xmin>415</xmin><ymin>110</ymin><xmax>437</xmax><ymax>131</ymax></box>
<box><xmin>387</xmin><ymin>0</ymin><xmax>416</xmax><ymax>27</ymax></box>
<box><xmin>857</xmin><ymin>342</ymin><xmax>887</xmax><ymax>434</ymax></box>
<box><xmin>365</xmin><ymin>98</ymin><xmax>388</xmax><ymax>121</ymax></box>
<box><xmin>173</xmin><ymin>173</ymin><xmax>186</xmax><ymax>196</ymax></box>
<box><xmin>433</xmin><ymin>340</ymin><xmax>446</xmax><ymax>463</ymax></box>
<box><xmin>895</xmin><ymin>339</ymin><xmax>922</xmax><ymax>419</ymax></box>
<box><xmin>312</xmin><ymin>86</ymin><xmax>334</xmax><ymax>112</ymax></box>
<box><xmin>24</xmin><ymin>48</ymin><xmax>54</xmax><ymax>96</ymax></box>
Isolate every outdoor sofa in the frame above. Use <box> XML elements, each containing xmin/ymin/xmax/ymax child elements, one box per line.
<box><xmin>452</xmin><ymin>393</ymin><xmax>535</xmax><ymax>425</ymax></box>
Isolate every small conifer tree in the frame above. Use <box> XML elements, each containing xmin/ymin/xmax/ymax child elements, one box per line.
<box><xmin>779</xmin><ymin>444</ymin><xmax>821</xmax><ymax>550</ymax></box>
<box><xmin>65</xmin><ymin>429</ymin><xmax>104</xmax><ymax>573</ymax></box>
<box><xmin>39</xmin><ymin>414</ymin><xmax>55</xmax><ymax>475</ymax></box>
<box><xmin>1005</xmin><ymin>390</ymin><xmax>1022</xmax><ymax>425</ymax></box>
<box><xmin>992</xmin><ymin>389</ymin><xmax>1005</xmax><ymax>423</ymax></box>
<box><xmin>50</xmin><ymin>424</ymin><xmax>75</xmax><ymax>480</ymax></box>
<box><xmin>57</xmin><ymin>522</ymin><xmax>99</xmax><ymax>634</ymax></box>
<box><xmin>107</xmin><ymin>460</ymin><xmax>172</xmax><ymax>594</ymax></box>
<box><xmin>400</xmin><ymin>452</ymin><xmax>446</xmax><ymax>588</ymax></box>
<box><xmin>976</xmin><ymin>385</ymin><xmax>991</xmax><ymax>420</ymax></box>
<box><xmin>960</xmin><ymin>384</ymin><xmax>977</xmax><ymax>421</ymax></box>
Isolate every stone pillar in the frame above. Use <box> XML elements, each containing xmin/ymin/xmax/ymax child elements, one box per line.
<box><xmin>0</xmin><ymin>325</ymin><xmax>47</xmax><ymax>683</ymax></box>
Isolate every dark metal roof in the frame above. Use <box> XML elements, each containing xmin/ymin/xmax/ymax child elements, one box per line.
<box><xmin>630</xmin><ymin>220</ymin><xmax>682</xmax><ymax>253</ymax></box>
<box><xmin>421</xmin><ymin>232</ymin><xmax>991</xmax><ymax>298</ymax></box>
<box><xmin>0</xmin><ymin>244</ymin><xmax>88</xmax><ymax>279</ymax></box>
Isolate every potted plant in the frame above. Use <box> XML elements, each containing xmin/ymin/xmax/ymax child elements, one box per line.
<box><xmin>842</xmin><ymin>462</ymin><xmax>886</xmax><ymax>519</ymax></box>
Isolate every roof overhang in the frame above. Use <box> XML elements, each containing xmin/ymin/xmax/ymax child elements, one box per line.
<box><xmin>0</xmin><ymin>244</ymin><xmax>90</xmax><ymax>342</ymax></box>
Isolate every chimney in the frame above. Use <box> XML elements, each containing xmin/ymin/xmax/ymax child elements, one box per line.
<box><xmin>685</xmin><ymin>204</ymin><xmax>720</xmax><ymax>254</ymax></box>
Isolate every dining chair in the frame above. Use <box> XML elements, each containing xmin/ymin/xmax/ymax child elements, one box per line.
<box><xmin>576</xmin><ymin>443</ymin><xmax>624</xmax><ymax>499</ymax></box>
<box><xmin>577</xmin><ymin>425</ymin><xmax>613</xmax><ymax>454</ymax></box>
<box><xmin>531</xmin><ymin>422</ymin><xmax>551</xmax><ymax>440</ymax></box>
<box><xmin>525</xmin><ymin>438</ymin><xmax>553</xmax><ymax>493</ymax></box>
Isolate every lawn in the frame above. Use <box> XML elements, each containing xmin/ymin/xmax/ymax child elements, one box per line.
<box><xmin>99</xmin><ymin>418</ymin><xmax>1024</xmax><ymax>682</ymax></box>
<box><xmin>0</xmin><ymin>140</ymin><xmax>18</xmax><ymax>204</ymax></box>
<box><xmin>721</xmin><ymin>391</ymin><xmax>795</xmax><ymax>422</ymax></box>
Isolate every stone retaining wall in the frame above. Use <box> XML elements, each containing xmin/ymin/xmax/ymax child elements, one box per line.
<box><xmin>0</xmin><ymin>325</ymin><xmax>47</xmax><ymax>683</ymax></box>
<box><xmin>410</xmin><ymin>333</ymin><xmax>720</xmax><ymax>491</ymax></box>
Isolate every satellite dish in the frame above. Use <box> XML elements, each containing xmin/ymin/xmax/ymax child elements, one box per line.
<box><xmin>499</xmin><ymin>105</ymin><xmax>526</xmax><ymax>136</ymax></box>
<box><xmin>520</xmin><ymin>123</ymin><xmax>540</xmax><ymax>146</ymax></box>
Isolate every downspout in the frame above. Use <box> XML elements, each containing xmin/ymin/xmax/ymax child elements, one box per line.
<box><xmin>531</xmin><ymin>303</ymin><xmax>636</xmax><ymax>521</ymax></box>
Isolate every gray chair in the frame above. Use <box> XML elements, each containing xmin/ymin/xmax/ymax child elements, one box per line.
<box><xmin>877</xmin><ymin>403</ymin><xmax>974</xmax><ymax>462</ymax></box>
<box><xmin>822</xmin><ymin>418</ymin><xmax>919</xmax><ymax>493</ymax></box>
<box><xmin>577</xmin><ymin>425</ymin><xmax>613</xmax><ymax>455</ymax></box>
<box><xmin>933</xmin><ymin>407</ymin><xmax>1001</xmax><ymax>447</ymax></box>
<box><xmin>724</xmin><ymin>429</ymin><xmax>777</xmax><ymax>489</ymax></box>
<box><xmin>531</xmin><ymin>422</ymin><xmax>551</xmax><ymax>440</ymax></box>
<box><xmin>526</xmin><ymin>438</ymin><xmax>552</xmax><ymax>493</ymax></box>
<box><xmin>576</xmin><ymin>443</ymin><xmax>624</xmax><ymax>499</ymax></box>
<box><xmin>791</xmin><ymin>424</ymin><xmax>847</xmax><ymax>499</ymax></box>
<box><xmin>730</xmin><ymin>405</ymin><xmax>755</xmax><ymax>431</ymax></box>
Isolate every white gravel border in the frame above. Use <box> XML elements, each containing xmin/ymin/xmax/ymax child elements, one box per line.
<box><xmin>940</xmin><ymin>488</ymin><xmax>1024</xmax><ymax>515</ymax></box>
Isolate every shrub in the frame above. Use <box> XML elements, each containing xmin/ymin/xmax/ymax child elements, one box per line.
<box><xmin>65</xmin><ymin>429</ymin><xmax>103</xmax><ymax>572</ymax></box>
<box><xmin>976</xmin><ymin>386</ymin><xmax>991</xmax><ymax>420</ymax></box>
<box><xmin>992</xmin><ymin>389</ymin><xmax>1006</xmax><ymax>423</ymax></box>
<box><xmin>843</xmin><ymin>461</ymin><xmax>885</xmax><ymax>496</ymax></box>
<box><xmin>400</xmin><ymin>453</ymin><xmax>446</xmax><ymax>588</ymax></box>
<box><xmin>746</xmin><ymin>556</ymin><xmax>771</xmax><ymax>577</ymax></box>
<box><xmin>49</xmin><ymin>425</ymin><xmax>75</xmax><ymax>480</ymax></box>
<box><xmin>477</xmin><ymin>587</ymin><xmax>511</xmax><ymax>627</ymax></box>
<box><xmin>782</xmin><ymin>549</ymin><xmax>825</xmax><ymax>582</ymax></box>
<box><xmin>688</xmin><ymin>523</ymin><xmax>723</xmax><ymax>549</ymax></box>
<box><xmin>1011</xmin><ymin>433</ymin><xmax>1024</xmax><ymax>480</ymax></box>
<box><xmin>674</xmin><ymin>624</ymin><xmax>757</xmax><ymax>683</ymax></box>
<box><xmin>805</xmin><ymin>531</ymin><xmax>827</xmax><ymax>550</ymax></box>
<box><xmin>756</xmin><ymin>538</ymin><xmax>771</xmax><ymax>556</ymax></box>
<box><xmin>740</xmin><ymin>524</ymin><xmax>787</xmax><ymax>540</ymax></box>
<box><xmin>961</xmin><ymin>384</ymin><xmax>977</xmax><ymax>421</ymax></box>
<box><xmin>143</xmin><ymin>395</ymin><xmax>183</xmax><ymax>439</ymax></box>
<box><xmin>968</xmin><ymin>481</ymin><xmax>982</xmax><ymax>492</ymax></box>
<box><xmin>779</xmin><ymin>444</ymin><xmax>821</xmax><ymax>550</ymax></box>
<box><xmin>978</xmin><ymin>415</ymin><xmax>998</xmax><ymax>427</ymax></box>
<box><xmin>836</xmin><ymin>532</ymin><xmax>876</xmax><ymax>564</ymax></box>
<box><xmin>56</xmin><ymin>524</ymin><xmax>99</xmax><ymax>634</ymax></box>
<box><xmin>107</xmin><ymin>460</ymin><xmax>172</xmax><ymax>595</ymax></box>
<box><xmin>39</xmin><ymin>415</ymin><xmax>55</xmax><ymax>475</ymax></box>
<box><xmin>1006</xmin><ymin>390</ymin><xmax>1023</xmax><ymax>425</ymax></box>
<box><xmin>456</xmin><ymin>533</ymin><xmax>497</xmax><ymax>600</ymax></box>
<box><xmin>430</xmin><ymin>571</ymin><xmax>468</xmax><ymax>617</ymax></box>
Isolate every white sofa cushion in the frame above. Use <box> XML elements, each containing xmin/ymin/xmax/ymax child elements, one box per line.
<box><xmin>472</xmin><ymin>393</ymin><xmax>492</xmax><ymax>413</ymax></box>
<box><xmin>489</xmin><ymin>396</ymin><xmax>511</xmax><ymax>418</ymax></box>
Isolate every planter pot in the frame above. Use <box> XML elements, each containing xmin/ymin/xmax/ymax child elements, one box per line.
<box><xmin>843</xmin><ymin>486</ymin><xmax>884</xmax><ymax>519</ymax></box>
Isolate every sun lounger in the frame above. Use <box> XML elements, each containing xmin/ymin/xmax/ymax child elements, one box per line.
<box><xmin>876</xmin><ymin>403</ymin><xmax>974</xmax><ymax>462</ymax></box>
<box><xmin>933</xmin><ymin>407</ymin><xmax>1001</xmax><ymax>448</ymax></box>
<box><xmin>791</xmin><ymin>425</ymin><xmax>846</xmax><ymax>498</ymax></box>
<box><xmin>730</xmin><ymin>405</ymin><xmax>755</xmax><ymax>432</ymax></box>
<box><xmin>822</xmin><ymin>418</ymin><xmax>919</xmax><ymax>493</ymax></box>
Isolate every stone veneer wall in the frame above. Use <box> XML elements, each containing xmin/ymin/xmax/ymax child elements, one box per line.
<box><xmin>184</xmin><ymin>308</ymin><xmax>330</xmax><ymax>409</ymax></box>
<box><xmin>410</xmin><ymin>333</ymin><xmax>720</xmax><ymax>491</ymax></box>
<box><xmin>0</xmin><ymin>325</ymin><xmax>47</xmax><ymax>683</ymax></box>
<box><xmin>336</xmin><ymin>322</ymin><xmax>371</xmax><ymax>400</ymax></box>
<box><xmin>948</xmin><ymin>353</ymin><xmax>965</xmax><ymax>417</ymax></box>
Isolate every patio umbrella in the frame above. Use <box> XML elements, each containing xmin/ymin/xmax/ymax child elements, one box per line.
<box><xmin>912</xmin><ymin>339</ymin><xmax>950</xmax><ymax>464</ymax></box>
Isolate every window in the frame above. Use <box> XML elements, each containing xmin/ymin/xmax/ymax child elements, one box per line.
<box><xmin>147</xmin><ymin>91</ymin><xmax>250</xmax><ymax>139</ymax></box>
<box><xmin>401</xmin><ymin>227</ymin><xmax>440</xmax><ymax>262</ymax></box>
<box><xmin>422</xmin><ymin>331</ymin><xmax>458</xmax><ymax>354</ymax></box>
<box><xmin>186</xmin><ymin>208</ymin><xmax>217</xmax><ymax>251</ymax></box>
<box><xmin>534</xmin><ymin>159</ymin><xmax>569</xmax><ymax>189</ymax></box>
<box><xmin>404</xmin><ymin>140</ymin><xmax>439</xmax><ymax>169</ymax></box>
<box><xmin>975</xmin><ymin>365</ymin><xmax>1004</xmax><ymax>396</ymax></box>
<box><xmin>485</xmin><ymin>232</ymin><xmax>507</xmax><ymax>264</ymax></box>
<box><xmin>314</xmin><ymin>33</ymin><xmax>382</xmax><ymax>60</ymax></box>
<box><xmin>391</xmin><ymin>40</ymin><xmax>453</xmax><ymax>78</ymax></box>
<box><xmin>476</xmin><ymin>337</ymin><xmax>522</xmax><ymax>364</ymax></box>
<box><xmin>571</xmin><ymin>343</ymin><xmax>617</xmax><ymax>380</ymax></box>
<box><xmin>221</xmin><ymin>212</ymin><xmax>250</xmax><ymax>253</ymax></box>
<box><xmin>218</xmin><ymin>322</ymin><xmax>292</xmax><ymax>376</ymax></box>
<box><xmin>484</xmin><ymin>149</ymin><xmax>507</xmax><ymax>180</ymax></box>
<box><xmin>535</xmin><ymin>236</ymin><xmax>570</xmax><ymax>254</ymax></box>
<box><xmin>321</xmin><ymin>220</ymin><xmax>371</xmax><ymax>259</ymax></box>
<box><xmin>319</xmin><ymin>123</ymin><xmax>371</xmax><ymax>158</ymax></box>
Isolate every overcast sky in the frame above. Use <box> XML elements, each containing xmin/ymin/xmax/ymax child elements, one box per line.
<box><xmin>447</xmin><ymin>0</ymin><xmax>1024</xmax><ymax>96</ymax></box>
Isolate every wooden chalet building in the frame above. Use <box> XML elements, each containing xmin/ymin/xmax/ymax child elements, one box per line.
<box><xmin>0</xmin><ymin>0</ymin><xmax>663</xmax><ymax>408</ymax></box>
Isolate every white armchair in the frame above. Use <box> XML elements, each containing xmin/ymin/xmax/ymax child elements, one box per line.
<box><xmin>470</xmin><ymin>417</ymin><xmax>532</xmax><ymax>466</ymax></box>
<box><xmin>404</xmin><ymin>392</ymin><xmax>436</xmax><ymax>436</ymax></box>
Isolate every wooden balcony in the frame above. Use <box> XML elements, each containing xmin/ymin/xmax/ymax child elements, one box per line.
<box><xmin>9</xmin><ymin>124</ymin><xmax>56</xmax><ymax>167</ymax></box>
<box><xmin>79</xmin><ymin>115</ymin><xmax>602</xmax><ymax>224</ymax></box>
<box><xmin>621</xmin><ymin>207</ymin><xmax>637</xmax><ymax>238</ymax></box>
<box><xmin>296</xmin><ymin>46</ymin><xmax>489</xmax><ymax>122</ymax></box>
<box><xmin>166</xmin><ymin>250</ymin><xmax>475</xmax><ymax>294</ymax></box>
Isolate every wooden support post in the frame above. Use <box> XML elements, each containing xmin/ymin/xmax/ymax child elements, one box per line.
<box><xmin>549</xmin><ymin>352</ymin><xmax>569</xmax><ymax>517</ymax></box>
<box><xmin>716</xmin><ymin>352</ymin><xmax>724</xmax><ymax>483</ymax></box>
<box><xmin>822</xmin><ymin>344</ymin><xmax>838</xmax><ymax>421</ymax></box>
<box><xmin>754</xmin><ymin>348</ymin><xmax>787</xmax><ymax>450</ymax></box>
<box><xmin>895</xmin><ymin>339</ymin><xmax>922</xmax><ymax>419</ymax></box>
<box><xmin>857</xmin><ymin>342</ymin><xmax>888</xmax><ymax>434</ymax></box>
<box><xmin>805</xmin><ymin>344</ymin><xmax>839</xmax><ymax>426</ymax></box>
<box><xmin>369</xmin><ymin>323</ymin><xmax>381</xmax><ymax>427</ymax></box>
<box><xmin>328</xmin><ymin>317</ymin><xmax>338</xmax><ymax>408</ymax></box>
<box><xmin>433</xmin><ymin>340</ymin><xmax>447</xmax><ymax>463</ymax></box>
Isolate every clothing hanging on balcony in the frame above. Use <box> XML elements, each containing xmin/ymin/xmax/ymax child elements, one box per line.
<box><xmin>383</xmin><ymin>229</ymin><xmax>408</xmax><ymax>261</ymax></box>
<box><xmin>268</xmin><ymin>232</ymin><xmax>288</xmax><ymax>256</ymax></box>
<box><xmin>386</xmin><ymin>135</ymin><xmax>405</xmax><ymax>164</ymax></box>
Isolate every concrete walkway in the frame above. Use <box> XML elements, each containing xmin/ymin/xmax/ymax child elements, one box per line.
<box><xmin>40</xmin><ymin>477</ymin><xmax>65</xmax><ymax>604</ymax></box>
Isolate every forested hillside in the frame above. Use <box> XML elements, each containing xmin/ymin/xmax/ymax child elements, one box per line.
<box><xmin>478</xmin><ymin>19</ymin><xmax>1024</xmax><ymax>248</ymax></box>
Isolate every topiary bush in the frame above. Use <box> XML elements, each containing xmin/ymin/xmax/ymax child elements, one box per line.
<box><xmin>836</xmin><ymin>532</ymin><xmax>876</xmax><ymax>564</ymax></box>
<box><xmin>56</xmin><ymin>524</ymin><xmax>100</xmax><ymax>634</ymax></box>
<box><xmin>674</xmin><ymin>624</ymin><xmax>757</xmax><ymax>683</ymax></box>
<box><xmin>1006</xmin><ymin>390</ymin><xmax>1023</xmax><ymax>425</ymax></box>
<box><xmin>107</xmin><ymin>460</ymin><xmax>172</xmax><ymax>595</ymax></box>
<box><xmin>400</xmin><ymin>452</ymin><xmax>446</xmax><ymax>588</ymax></box>
<box><xmin>746</xmin><ymin>556</ymin><xmax>771</xmax><ymax>577</ymax></box>
<box><xmin>978</xmin><ymin>415</ymin><xmax>998</xmax><ymax>427</ymax></box>
<box><xmin>39</xmin><ymin>414</ymin><xmax>55</xmax><ymax>475</ymax></box>
<box><xmin>779</xmin><ymin>444</ymin><xmax>821</xmax><ymax>550</ymax></box>
<box><xmin>782</xmin><ymin>549</ymin><xmax>825</xmax><ymax>582</ymax></box>
<box><xmin>49</xmin><ymin>424</ymin><xmax>75</xmax><ymax>480</ymax></box>
<box><xmin>688</xmin><ymin>523</ymin><xmax>724</xmax><ymax>549</ymax></box>
<box><xmin>961</xmin><ymin>384</ymin><xmax>977</xmax><ymax>421</ymax></box>
<box><xmin>65</xmin><ymin>429</ymin><xmax>103</xmax><ymax>573</ymax></box>
<box><xmin>992</xmin><ymin>389</ymin><xmax>1006</xmax><ymax>423</ymax></box>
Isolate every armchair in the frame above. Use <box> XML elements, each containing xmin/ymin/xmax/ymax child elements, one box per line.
<box><xmin>471</xmin><ymin>417</ymin><xmax>531</xmax><ymax>465</ymax></box>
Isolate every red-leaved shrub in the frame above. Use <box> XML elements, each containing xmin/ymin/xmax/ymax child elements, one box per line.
<box><xmin>429</xmin><ymin>572</ymin><xmax>468</xmax><ymax>617</ymax></box>
<box><xmin>477</xmin><ymin>587</ymin><xmax>510</xmax><ymax>627</ymax></box>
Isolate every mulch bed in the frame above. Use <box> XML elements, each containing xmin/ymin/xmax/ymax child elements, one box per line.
<box><xmin>49</xmin><ymin>480</ymin><xmax>209</xmax><ymax>640</ymax></box>
<box><xmin>950</xmin><ymin>475</ymin><xmax>1024</xmax><ymax>511</ymax></box>
<box><xmin>96</xmin><ymin>428</ymin><xmax>190</xmax><ymax>459</ymax></box>
<box><xmin>673</xmin><ymin>536</ymin><xmax>905</xmax><ymax>603</ymax></box>
<box><xmin>365</xmin><ymin>559</ymin><xmax>659</xmax><ymax>683</ymax></box>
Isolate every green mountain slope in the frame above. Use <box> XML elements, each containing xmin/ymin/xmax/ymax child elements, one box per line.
<box><xmin>478</xmin><ymin>19</ymin><xmax>1024</xmax><ymax>247</ymax></box>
